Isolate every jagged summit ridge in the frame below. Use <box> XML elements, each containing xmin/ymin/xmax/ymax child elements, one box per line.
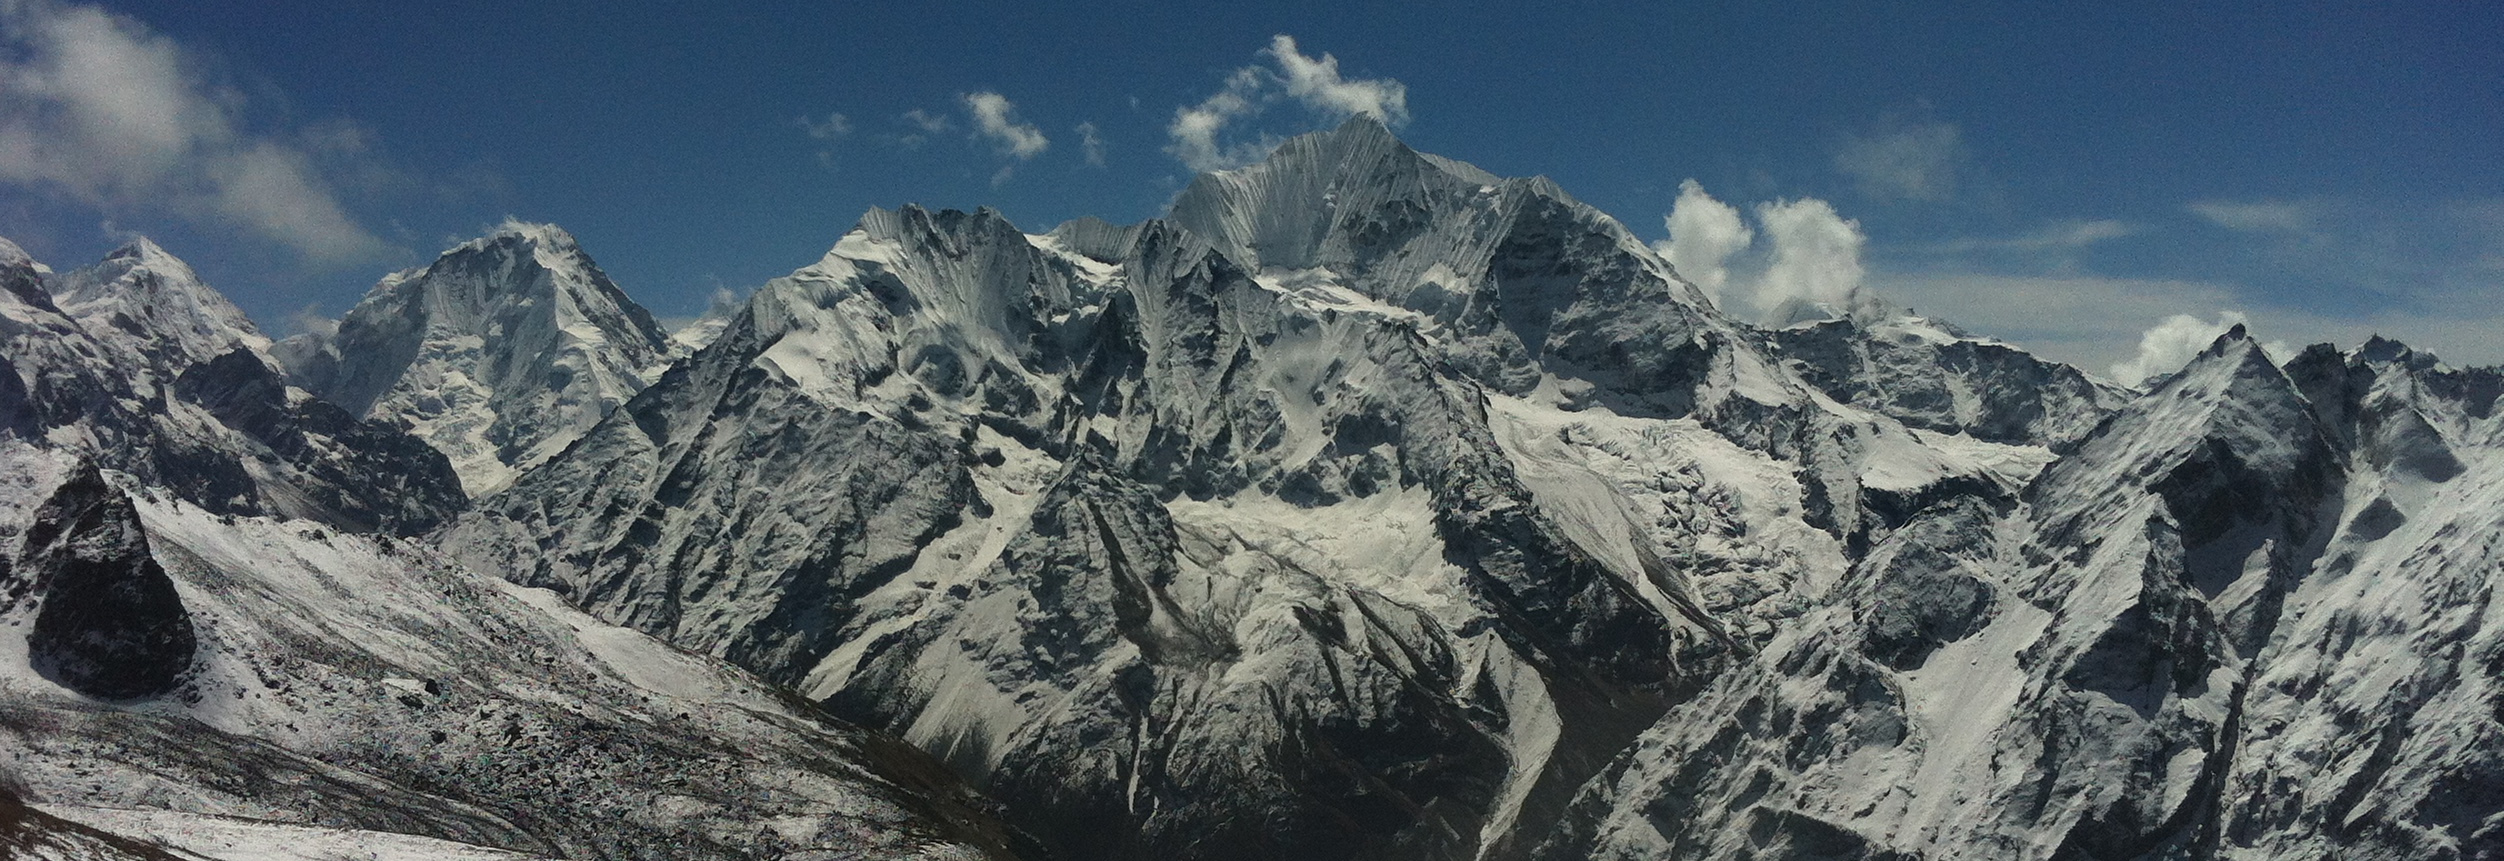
<box><xmin>288</xmin><ymin>220</ymin><xmax>675</xmax><ymax>495</ymax></box>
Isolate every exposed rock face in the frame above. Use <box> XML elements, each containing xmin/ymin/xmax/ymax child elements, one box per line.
<box><xmin>443</xmin><ymin>122</ymin><xmax>2504</xmax><ymax>860</ymax></box>
<box><xmin>285</xmin><ymin>221</ymin><xmax>675</xmax><ymax>495</ymax></box>
<box><xmin>13</xmin><ymin>465</ymin><xmax>194</xmax><ymax>700</ymax></box>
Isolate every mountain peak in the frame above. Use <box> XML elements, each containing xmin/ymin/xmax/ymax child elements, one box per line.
<box><xmin>50</xmin><ymin>236</ymin><xmax>269</xmax><ymax>370</ymax></box>
<box><xmin>302</xmin><ymin>225</ymin><xmax>674</xmax><ymax>495</ymax></box>
<box><xmin>1165</xmin><ymin>118</ymin><xmax>1504</xmax><ymax>272</ymax></box>
<box><xmin>2198</xmin><ymin>322</ymin><xmax>2252</xmax><ymax>356</ymax></box>
<box><xmin>474</xmin><ymin>218</ymin><xmax>583</xmax><ymax>256</ymax></box>
<box><xmin>100</xmin><ymin>235</ymin><xmax>180</xmax><ymax>264</ymax></box>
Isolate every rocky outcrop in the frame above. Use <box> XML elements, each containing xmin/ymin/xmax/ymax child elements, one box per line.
<box><xmin>12</xmin><ymin>465</ymin><xmax>194</xmax><ymax>700</ymax></box>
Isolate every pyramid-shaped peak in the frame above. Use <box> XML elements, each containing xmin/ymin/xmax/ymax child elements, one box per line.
<box><xmin>2193</xmin><ymin>323</ymin><xmax>2274</xmax><ymax>369</ymax></box>
<box><xmin>2198</xmin><ymin>322</ymin><xmax>2251</xmax><ymax>354</ymax></box>
<box><xmin>79</xmin><ymin>236</ymin><xmax>206</xmax><ymax>286</ymax></box>
<box><xmin>397</xmin><ymin>221</ymin><xmax>649</xmax><ymax>318</ymax></box>
<box><xmin>1309</xmin><ymin>112</ymin><xmax>1401</xmax><ymax>149</ymax></box>
<box><xmin>1165</xmin><ymin>119</ymin><xmax>1512</xmax><ymax>271</ymax></box>
<box><xmin>102</xmin><ymin>235</ymin><xmax>174</xmax><ymax>261</ymax></box>
<box><xmin>308</xmin><ymin>222</ymin><xmax>673</xmax><ymax>493</ymax></box>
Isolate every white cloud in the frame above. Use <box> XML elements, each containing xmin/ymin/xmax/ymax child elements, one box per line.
<box><xmin>1652</xmin><ymin>179</ymin><xmax>1752</xmax><ymax>306</ymax></box>
<box><xmin>2109</xmin><ymin>311</ymin><xmax>2249</xmax><ymax>384</ymax></box>
<box><xmin>1264</xmin><ymin>35</ymin><xmax>1408</xmax><ymax>125</ymax></box>
<box><xmin>1835</xmin><ymin>118</ymin><xmax>1963</xmax><ymax>202</ymax></box>
<box><xmin>1753</xmin><ymin>197</ymin><xmax>1866</xmax><ymax>317</ymax></box>
<box><xmin>1167</xmin><ymin>67</ymin><xmax>1268</xmax><ymax>173</ymax></box>
<box><xmin>1076</xmin><ymin>121</ymin><xmax>1105</xmax><ymax>167</ymax></box>
<box><xmin>1165</xmin><ymin>35</ymin><xmax>1409</xmax><ymax>173</ymax></box>
<box><xmin>0</xmin><ymin>0</ymin><xmax>389</xmax><ymax>265</ymax></box>
<box><xmin>962</xmin><ymin>91</ymin><xmax>1047</xmax><ymax>160</ymax></box>
<box><xmin>1644</xmin><ymin>185</ymin><xmax>1864</xmax><ymax>322</ymax></box>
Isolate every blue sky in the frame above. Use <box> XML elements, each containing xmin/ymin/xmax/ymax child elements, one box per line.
<box><xmin>2</xmin><ymin>1</ymin><xmax>2497</xmax><ymax>378</ymax></box>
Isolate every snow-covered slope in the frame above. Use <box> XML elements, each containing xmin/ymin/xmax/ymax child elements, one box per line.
<box><xmin>287</xmin><ymin>221</ymin><xmax>673</xmax><ymax>495</ymax></box>
<box><xmin>0</xmin><ymin>440</ymin><xmax>1027</xmax><ymax>860</ymax></box>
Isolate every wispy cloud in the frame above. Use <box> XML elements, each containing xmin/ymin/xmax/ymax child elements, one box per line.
<box><xmin>1857</xmin><ymin>267</ymin><xmax>2504</xmax><ymax>377</ymax></box>
<box><xmin>1076</xmin><ymin>121</ymin><xmax>1106</xmax><ymax>167</ymax></box>
<box><xmin>0</xmin><ymin>0</ymin><xmax>391</xmax><ymax>265</ymax></box>
<box><xmin>798</xmin><ymin>112</ymin><xmax>852</xmax><ymax>141</ymax></box>
<box><xmin>1918</xmin><ymin>219</ymin><xmax>2138</xmax><ymax>255</ymax></box>
<box><xmin>1835</xmin><ymin>116</ymin><xmax>1964</xmax><ymax>203</ymax></box>
<box><xmin>2184</xmin><ymin>197</ymin><xmax>2504</xmax><ymax>315</ymax></box>
<box><xmin>1265</xmin><ymin>35</ymin><xmax>1408</xmax><ymax>125</ymax></box>
<box><xmin>2188</xmin><ymin>199</ymin><xmax>2319</xmax><ymax>233</ymax></box>
<box><xmin>1166</xmin><ymin>35</ymin><xmax>1409</xmax><ymax>173</ymax></box>
<box><xmin>887</xmin><ymin>108</ymin><xmax>951</xmax><ymax>148</ymax></box>
<box><xmin>797</xmin><ymin>112</ymin><xmax>850</xmax><ymax>169</ymax></box>
<box><xmin>1169</xmin><ymin>67</ymin><xmax>1269</xmax><ymax>174</ymax></box>
<box><xmin>902</xmin><ymin>109</ymin><xmax>953</xmax><ymax>134</ymax></box>
<box><xmin>1864</xmin><ymin>271</ymin><xmax>2247</xmax><ymax>374</ymax></box>
<box><xmin>962</xmin><ymin>91</ymin><xmax>1047</xmax><ymax>160</ymax></box>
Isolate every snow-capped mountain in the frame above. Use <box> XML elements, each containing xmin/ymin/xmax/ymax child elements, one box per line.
<box><xmin>8</xmin><ymin>117</ymin><xmax>2502</xmax><ymax>861</ymax></box>
<box><xmin>435</xmin><ymin>118</ymin><xmax>2103</xmax><ymax>860</ymax></box>
<box><xmin>0</xmin><ymin>238</ymin><xmax>463</xmax><ymax>534</ymax></box>
<box><xmin>285</xmin><ymin>221</ymin><xmax>674</xmax><ymax>495</ymax></box>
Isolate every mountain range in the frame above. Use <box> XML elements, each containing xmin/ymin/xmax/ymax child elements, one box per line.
<box><xmin>3</xmin><ymin>118</ymin><xmax>2499</xmax><ymax>860</ymax></box>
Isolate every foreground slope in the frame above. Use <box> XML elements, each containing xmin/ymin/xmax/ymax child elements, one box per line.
<box><xmin>0</xmin><ymin>440</ymin><xmax>1027</xmax><ymax>860</ymax></box>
